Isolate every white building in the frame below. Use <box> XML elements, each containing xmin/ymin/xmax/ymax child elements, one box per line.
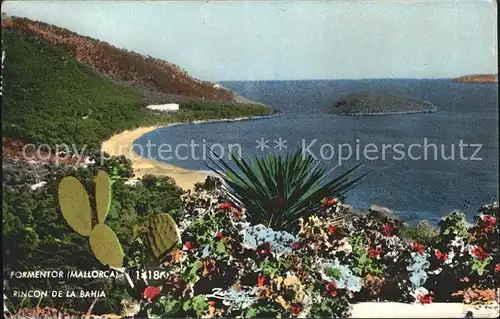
<box><xmin>146</xmin><ymin>103</ymin><xmax>179</xmax><ymax>112</ymax></box>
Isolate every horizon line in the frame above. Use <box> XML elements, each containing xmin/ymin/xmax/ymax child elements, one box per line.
<box><xmin>217</xmin><ymin>75</ymin><xmax>498</xmax><ymax>82</ymax></box>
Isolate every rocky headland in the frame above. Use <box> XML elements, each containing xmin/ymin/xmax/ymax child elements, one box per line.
<box><xmin>456</xmin><ymin>74</ymin><xmax>498</xmax><ymax>84</ymax></box>
<box><xmin>324</xmin><ymin>92</ymin><xmax>437</xmax><ymax>116</ymax></box>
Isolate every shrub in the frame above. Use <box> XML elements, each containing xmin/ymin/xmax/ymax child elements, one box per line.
<box><xmin>2</xmin><ymin>157</ymin><xmax>184</xmax><ymax>314</ymax></box>
<box><xmin>207</xmin><ymin>150</ymin><xmax>367</xmax><ymax>232</ymax></box>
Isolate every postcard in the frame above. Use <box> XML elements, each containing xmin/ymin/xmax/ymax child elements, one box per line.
<box><xmin>2</xmin><ymin>1</ymin><xmax>498</xmax><ymax>318</ymax></box>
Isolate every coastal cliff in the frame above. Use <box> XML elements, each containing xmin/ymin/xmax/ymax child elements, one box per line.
<box><xmin>456</xmin><ymin>74</ymin><xmax>498</xmax><ymax>84</ymax></box>
<box><xmin>324</xmin><ymin>93</ymin><xmax>437</xmax><ymax>116</ymax></box>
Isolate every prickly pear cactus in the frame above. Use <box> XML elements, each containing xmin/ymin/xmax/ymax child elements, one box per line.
<box><xmin>145</xmin><ymin>213</ymin><xmax>182</xmax><ymax>263</ymax></box>
<box><xmin>95</xmin><ymin>170</ymin><xmax>112</xmax><ymax>224</ymax></box>
<box><xmin>89</xmin><ymin>224</ymin><xmax>124</xmax><ymax>269</ymax></box>
<box><xmin>58</xmin><ymin>170</ymin><xmax>124</xmax><ymax>269</ymax></box>
<box><xmin>58</xmin><ymin>176</ymin><xmax>93</xmax><ymax>236</ymax></box>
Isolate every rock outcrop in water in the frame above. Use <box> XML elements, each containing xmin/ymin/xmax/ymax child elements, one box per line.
<box><xmin>324</xmin><ymin>93</ymin><xmax>437</xmax><ymax>116</ymax></box>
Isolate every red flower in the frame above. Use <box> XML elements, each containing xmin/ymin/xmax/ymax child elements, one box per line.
<box><xmin>215</xmin><ymin>232</ymin><xmax>224</xmax><ymax>239</ymax></box>
<box><xmin>367</xmin><ymin>247</ymin><xmax>381</xmax><ymax>258</ymax></box>
<box><xmin>291</xmin><ymin>242</ymin><xmax>301</xmax><ymax>250</ymax></box>
<box><xmin>418</xmin><ymin>292</ymin><xmax>434</xmax><ymax>304</ymax></box>
<box><xmin>322</xmin><ymin>197</ymin><xmax>337</xmax><ymax>208</ymax></box>
<box><xmin>217</xmin><ymin>202</ymin><xmax>233</xmax><ymax>210</ymax></box>
<box><xmin>325</xmin><ymin>281</ymin><xmax>338</xmax><ymax>297</ymax></box>
<box><xmin>381</xmin><ymin>224</ymin><xmax>393</xmax><ymax>237</ymax></box>
<box><xmin>412</xmin><ymin>242</ymin><xmax>425</xmax><ymax>254</ymax></box>
<box><xmin>183</xmin><ymin>241</ymin><xmax>194</xmax><ymax>250</ymax></box>
<box><xmin>258</xmin><ymin>242</ymin><xmax>272</xmax><ymax>256</ymax></box>
<box><xmin>479</xmin><ymin>215</ymin><xmax>497</xmax><ymax>232</ymax></box>
<box><xmin>471</xmin><ymin>246</ymin><xmax>488</xmax><ymax>260</ymax></box>
<box><xmin>494</xmin><ymin>264</ymin><xmax>500</xmax><ymax>273</ymax></box>
<box><xmin>290</xmin><ymin>302</ymin><xmax>303</xmax><ymax>316</ymax></box>
<box><xmin>434</xmin><ymin>249</ymin><xmax>448</xmax><ymax>263</ymax></box>
<box><xmin>208</xmin><ymin>300</ymin><xmax>216</xmax><ymax>307</ymax></box>
<box><xmin>257</xmin><ymin>274</ymin><xmax>267</xmax><ymax>287</ymax></box>
<box><xmin>328</xmin><ymin>225</ymin><xmax>337</xmax><ymax>234</ymax></box>
<box><xmin>143</xmin><ymin>286</ymin><xmax>161</xmax><ymax>302</ymax></box>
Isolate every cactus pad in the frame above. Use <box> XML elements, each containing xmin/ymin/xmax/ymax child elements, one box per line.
<box><xmin>89</xmin><ymin>224</ymin><xmax>124</xmax><ymax>268</ymax></box>
<box><xmin>145</xmin><ymin>213</ymin><xmax>182</xmax><ymax>263</ymax></box>
<box><xmin>95</xmin><ymin>170</ymin><xmax>112</xmax><ymax>224</ymax></box>
<box><xmin>58</xmin><ymin>176</ymin><xmax>93</xmax><ymax>236</ymax></box>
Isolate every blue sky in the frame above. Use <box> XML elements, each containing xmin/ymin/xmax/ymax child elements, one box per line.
<box><xmin>3</xmin><ymin>1</ymin><xmax>498</xmax><ymax>81</ymax></box>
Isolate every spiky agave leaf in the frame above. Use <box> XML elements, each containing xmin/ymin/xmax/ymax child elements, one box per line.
<box><xmin>206</xmin><ymin>149</ymin><xmax>368</xmax><ymax>232</ymax></box>
<box><xmin>95</xmin><ymin>170</ymin><xmax>112</xmax><ymax>224</ymax></box>
<box><xmin>58</xmin><ymin>176</ymin><xmax>93</xmax><ymax>236</ymax></box>
<box><xmin>89</xmin><ymin>224</ymin><xmax>124</xmax><ymax>268</ymax></box>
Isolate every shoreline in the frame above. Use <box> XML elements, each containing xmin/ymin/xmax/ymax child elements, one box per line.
<box><xmin>101</xmin><ymin>113</ymin><xmax>281</xmax><ymax>190</ymax></box>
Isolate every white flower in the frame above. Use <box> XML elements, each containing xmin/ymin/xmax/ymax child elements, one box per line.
<box><xmin>444</xmin><ymin>250</ymin><xmax>455</xmax><ymax>265</ymax></box>
<box><xmin>429</xmin><ymin>268</ymin><xmax>442</xmax><ymax>275</ymax></box>
<box><xmin>450</xmin><ymin>236</ymin><xmax>465</xmax><ymax>248</ymax></box>
<box><xmin>336</xmin><ymin>238</ymin><xmax>352</xmax><ymax>255</ymax></box>
<box><xmin>410</xmin><ymin>287</ymin><xmax>429</xmax><ymax>303</ymax></box>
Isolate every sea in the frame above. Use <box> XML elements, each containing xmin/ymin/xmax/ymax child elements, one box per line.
<box><xmin>134</xmin><ymin>79</ymin><xmax>499</xmax><ymax>224</ymax></box>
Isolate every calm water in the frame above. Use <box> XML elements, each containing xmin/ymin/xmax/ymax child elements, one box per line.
<box><xmin>135</xmin><ymin>79</ymin><xmax>498</xmax><ymax>223</ymax></box>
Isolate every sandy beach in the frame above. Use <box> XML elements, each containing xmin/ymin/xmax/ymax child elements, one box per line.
<box><xmin>101</xmin><ymin>125</ymin><xmax>210</xmax><ymax>190</ymax></box>
<box><xmin>101</xmin><ymin>112</ymin><xmax>278</xmax><ymax>190</ymax></box>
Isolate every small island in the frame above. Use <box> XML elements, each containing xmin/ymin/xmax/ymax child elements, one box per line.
<box><xmin>324</xmin><ymin>92</ymin><xmax>437</xmax><ymax>116</ymax></box>
<box><xmin>456</xmin><ymin>74</ymin><xmax>498</xmax><ymax>84</ymax></box>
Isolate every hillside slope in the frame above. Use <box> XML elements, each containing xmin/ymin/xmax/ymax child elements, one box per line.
<box><xmin>2</xmin><ymin>30</ymin><xmax>271</xmax><ymax>151</ymax></box>
<box><xmin>2</xmin><ymin>16</ymin><xmax>236</xmax><ymax>101</ymax></box>
<box><xmin>2</xmin><ymin>30</ymin><xmax>157</xmax><ymax>149</ymax></box>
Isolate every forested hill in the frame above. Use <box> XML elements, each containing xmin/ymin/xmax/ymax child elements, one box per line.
<box><xmin>2</xmin><ymin>16</ymin><xmax>236</xmax><ymax>101</ymax></box>
<box><xmin>1</xmin><ymin>17</ymin><xmax>271</xmax><ymax>152</ymax></box>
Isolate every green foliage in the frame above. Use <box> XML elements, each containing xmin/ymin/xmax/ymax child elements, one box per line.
<box><xmin>95</xmin><ymin>170</ymin><xmax>112</xmax><ymax>223</ymax></box>
<box><xmin>438</xmin><ymin>211</ymin><xmax>470</xmax><ymax>246</ymax></box>
<box><xmin>401</xmin><ymin>220</ymin><xmax>439</xmax><ymax>246</ymax></box>
<box><xmin>324</xmin><ymin>267</ymin><xmax>342</xmax><ymax>280</ymax></box>
<box><xmin>179</xmin><ymin>100</ymin><xmax>272</xmax><ymax>120</ymax></box>
<box><xmin>182</xmin><ymin>295</ymin><xmax>208</xmax><ymax>317</ymax></box>
<box><xmin>183</xmin><ymin>261</ymin><xmax>203</xmax><ymax>284</ymax></box>
<box><xmin>143</xmin><ymin>213</ymin><xmax>182</xmax><ymax>264</ymax></box>
<box><xmin>207</xmin><ymin>150</ymin><xmax>367</xmax><ymax>232</ymax></box>
<box><xmin>261</xmin><ymin>259</ymin><xmax>289</xmax><ymax>277</ymax></box>
<box><xmin>350</xmin><ymin>234</ymin><xmax>385</xmax><ymax>277</ymax></box>
<box><xmin>2</xmin><ymin>159</ymin><xmax>184</xmax><ymax>314</ymax></box>
<box><xmin>149</xmin><ymin>296</ymin><xmax>182</xmax><ymax>317</ymax></box>
<box><xmin>57</xmin><ymin>176</ymin><xmax>93</xmax><ymax>236</ymax></box>
<box><xmin>309</xmin><ymin>296</ymin><xmax>351</xmax><ymax>318</ymax></box>
<box><xmin>89</xmin><ymin>223</ymin><xmax>125</xmax><ymax>269</ymax></box>
<box><xmin>58</xmin><ymin>170</ymin><xmax>125</xmax><ymax>268</ymax></box>
<box><xmin>439</xmin><ymin>211</ymin><xmax>469</xmax><ymax>237</ymax></box>
<box><xmin>2</xmin><ymin>31</ymin><xmax>272</xmax><ymax>151</ymax></box>
<box><xmin>470</xmin><ymin>256</ymin><xmax>492</xmax><ymax>276</ymax></box>
<box><xmin>2</xmin><ymin>30</ymin><xmax>156</xmax><ymax>150</ymax></box>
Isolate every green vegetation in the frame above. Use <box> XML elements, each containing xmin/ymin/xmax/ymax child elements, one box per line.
<box><xmin>179</xmin><ymin>100</ymin><xmax>273</xmax><ymax>120</ymax></box>
<box><xmin>142</xmin><ymin>213</ymin><xmax>182</xmax><ymax>264</ymax></box>
<box><xmin>58</xmin><ymin>170</ymin><xmax>125</xmax><ymax>268</ymax></box>
<box><xmin>2</xmin><ymin>158</ymin><xmax>184</xmax><ymax>314</ymax></box>
<box><xmin>207</xmin><ymin>150</ymin><xmax>367</xmax><ymax>232</ymax></box>
<box><xmin>401</xmin><ymin>220</ymin><xmax>440</xmax><ymax>246</ymax></box>
<box><xmin>2</xmin><ymin>30</ymin><xmax>272</xmax><ymax>151</ymax></box>
<box><xmin>2</xmin><ymin>30</ymin><xmax>154</xmax><ymax>150</ymax></box>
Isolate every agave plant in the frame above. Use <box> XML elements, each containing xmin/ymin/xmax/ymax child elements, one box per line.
<box><xmin>206</xmin><ymin>149</ymin><xmax>368</xmax><ymax>232</ymax></box>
